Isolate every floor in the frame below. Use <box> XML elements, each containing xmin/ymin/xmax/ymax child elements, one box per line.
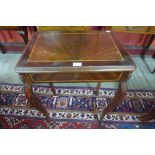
<box><xmin>0</xmin><ymin>53</ymin><xmax>155</xmax><ymax>90</ymax></box>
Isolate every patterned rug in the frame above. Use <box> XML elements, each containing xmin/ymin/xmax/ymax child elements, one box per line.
<box><xmin>0</xmin><ymin>83</ymin><xmax>155</xmax><ymax>129</ymax></box>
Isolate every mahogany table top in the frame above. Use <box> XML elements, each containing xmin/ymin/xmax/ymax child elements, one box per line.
<box><xmin>15</xmin><ymin>31</ymin><xmax>136</xmax><ymax>73</ymax></box>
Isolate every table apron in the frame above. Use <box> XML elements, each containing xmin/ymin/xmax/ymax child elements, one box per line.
<box><xmin>25</xmin><ymin>71</ymin><xmax>130</xmax><ymax>83</ymax></box>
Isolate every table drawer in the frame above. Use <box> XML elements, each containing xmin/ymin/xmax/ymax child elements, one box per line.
<box><xmin>30</xmin><ymin>72</ymin><xmax>122</xmax><ymax>82</ymax></box>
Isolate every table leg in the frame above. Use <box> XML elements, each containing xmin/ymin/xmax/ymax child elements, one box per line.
<box><xmin>100</xmin><ymin>81</ymin><xmax>127</xmax><ymax>124</ymax></box>
<box><xmin>140</xmin><ymin>34</ymin><xmax>155</xmax><ymax>73</ymax></box>
<box><xmin>94</xmin><ymin>82</ymin><xmax>102</xmax><ymax>95</ymax></box>
<box><xmin>92</xmin><ymin>82</ymin><xmax>102</xmax><ymax>112</ymax></box>
<box><xmin>18</xmin><ymin>26</ymin><xmax>28</xmax><ymax>44</ymax></box>
<box><xmin>49</xmin><ymin>83</ymin><xmax>57</xmax><ymax>96</ymax></box>
<box><xmin>0</xmin><ymin>88</ymin><xmax>1</xmax><ymax>104</ymax></box>
<box><xmin>23</xmin><ymin>74</ymin><xmax>52</xmax><ymax>123</ymax></box>
<box><xmin>0</xmin><ymin>42</ymin><xmax>6</xmax><ymax>54</ymax></box>
<box><xmin>140</xmin><ymin>34</ymin><xmax>155</xmax><ymax>59</ymax></box>
<box><xmin>140</xmin><ymin>110</ymin><xmax>155</xmax><ymax>121</ymax></box>
<box><xmin>152</xmin><ymin>52</ymin><xmax>155</xmax><ymax>59</ymax></box>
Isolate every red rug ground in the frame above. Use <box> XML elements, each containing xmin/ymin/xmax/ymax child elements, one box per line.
<box><xmin>0</xmin><ymin>84</ymin><xmax>155</xmax><ymax>129</ymax></box>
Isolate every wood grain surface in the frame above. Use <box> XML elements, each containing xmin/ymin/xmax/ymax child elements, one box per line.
<box><xmin>28</xmin><ymin>32</ymin><xmax>123</xmax><ymax>62</ymax></box>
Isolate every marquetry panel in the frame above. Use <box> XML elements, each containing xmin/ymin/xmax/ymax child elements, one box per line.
<box><xmin>28</xmin><ymin>32</ymin><xmax>123</xmax><ymax>62</ymax></box>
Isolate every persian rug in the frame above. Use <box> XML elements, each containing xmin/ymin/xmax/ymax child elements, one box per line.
<box><xmin>0</xmin><ymin>83</ymin><xmax>155</xmax><ymax>129</ymax></box>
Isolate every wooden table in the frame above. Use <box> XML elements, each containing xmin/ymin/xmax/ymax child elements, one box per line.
<box><xmin>106</xmin><ymin>26</ymin><xmax>155</xmax><ymax>73</ymax></box>
<box><xmin>141</xmin><ymin>34</ymin><xmax>155</xmax><ymax>73</ymax></box>
<box><xmin>15</xmin><ymin>31</ymin><xmax>136</xmax><ymax>125</ymax></box>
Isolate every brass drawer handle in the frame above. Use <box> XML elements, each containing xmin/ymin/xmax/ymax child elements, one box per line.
<box><xmin>74</xmin><ymin>73</ymin><xmax>79</xmax><ymax>79</ymax></box>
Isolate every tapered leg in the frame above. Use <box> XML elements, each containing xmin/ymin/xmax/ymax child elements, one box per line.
<box><xmin>152</xmin><ymin>52</ymin><xmax>155</xmax><ymax>59</ymax></box>
<box><xmin>100</xmin><ymin>81</ymin><xmax>127</xmax><ymax>124</ymax></box>
<box><xmin>141</xmin><ymin>34</ymin><xmax>155</xmax><ymax>59</ymax></box>
<box><xmin>0</xmin><ymin>43</ymin><xmax>6</xmax><ymax>53</ymax></box>
<box><xmin>140</xmin><ymin>111</ymin><xmax>155</xmax><ymax>121</ymax></box>
<box><xmin>19</xmin><ymin>26</ymin><xmax>28</xmax><ymax>44</ymax></box>
<box><xmin>0</xmin><ymin>90</ymin><xmax>1</xmax><ymax>104</ymax></box>
<box><xmin>94</xmin><ymin>82</ymin><xmax>102</xmax><ymax>95</ymax></box>
<box><xmin>49</xmin><ymin>83</ymin><xmax>56</xmax><ymax>95</ymax></box>
<box><xmin>23</xmin><ymin>74</ymin><xmax>52</xmax><ymax>123</ymax></box>
<box><xmin>92</xmin><ymin>82</ymin><xmax>102</xmax><ymax>112</ymax></box>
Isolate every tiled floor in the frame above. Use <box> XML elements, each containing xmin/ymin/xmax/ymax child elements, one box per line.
<box><xmin>0</xmin><ymin>53</ymin><xmax>155</xmax><ymax>90</ymax></box>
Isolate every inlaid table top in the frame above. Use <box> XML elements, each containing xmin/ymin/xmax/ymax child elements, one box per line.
<box><xmin>15</xmin><ymin>31</ymin><xmax>136</xmax><ymax>73</ymax></box>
